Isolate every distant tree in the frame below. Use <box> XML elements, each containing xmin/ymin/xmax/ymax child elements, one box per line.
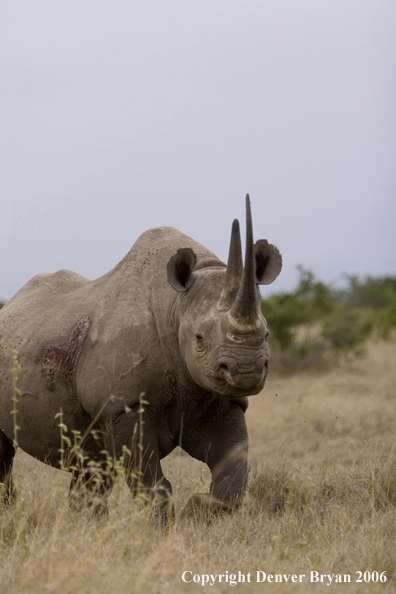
<box><xmin>341</xmin><ymin>275</ymin><xmax>396</xmax><ymax>309</ymax></box>
<box><xmin>339</xmin><ymin>275</ymin><xmax>396</xmax><ymax>339</ymax></box>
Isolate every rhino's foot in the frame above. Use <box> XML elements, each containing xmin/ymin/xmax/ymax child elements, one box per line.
<box><xmin>132</xmin><ymin>482</ymin><xmax>174</xmax><ymax>528</ymax></box>
<box><xmin>181</xmin><ymin>493</ymin><xmax>234</xmax><ymax>521</ymax></box>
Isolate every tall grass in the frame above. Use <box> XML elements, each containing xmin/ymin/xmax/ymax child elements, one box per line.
<box><xmin>1</xmin><ymin>338</ymin><xmax>395</xmax><ymax>593</ymax></box>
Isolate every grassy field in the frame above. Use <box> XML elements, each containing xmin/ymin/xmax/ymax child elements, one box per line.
<box><xmin>1</xmin><ymin>338</ymin><xmax>395</xmax><ymax>593</ymax></box>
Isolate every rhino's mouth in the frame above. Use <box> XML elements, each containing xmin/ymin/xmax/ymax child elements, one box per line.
<box><xmin>216</xmin><ymin>362</ymin><xmax>268</xmax><ymax>392</ymax></box>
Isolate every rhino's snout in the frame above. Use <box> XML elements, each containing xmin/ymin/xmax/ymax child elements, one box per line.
<box><xmin>216</xmin><ymin>357</ymin><xmax>268</xmax><ymax>391</ymax></box>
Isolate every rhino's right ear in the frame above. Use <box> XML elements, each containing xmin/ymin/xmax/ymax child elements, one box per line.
<box><xmin>254</xmin><ymin>240</ymin><xmax>282</xmax><ymax>285</ymax></box>
<box><xmin>167</xmin><ymin>248</ymin><xmax>197</xmax><ymax>292</ymax></box>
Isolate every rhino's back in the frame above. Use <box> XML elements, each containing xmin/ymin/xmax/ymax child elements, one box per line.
<box><xmin>1</xmin><ymin>225</ymin><xmax>220</xmax><ymax>335</ymax></box>
<box><xmin>0</xmin><ymin>226</ymin><xmax>222</xmax><ymax>365</ymax></box>
<box><xmin>8</xmin><ymin>268</ymin><xmax>89</xmax><ymax>302</ymax></box>
<box><xmin>0</xmin><ymin>226</ymin><xmax>223</xmax><ymax>413</ymax></box>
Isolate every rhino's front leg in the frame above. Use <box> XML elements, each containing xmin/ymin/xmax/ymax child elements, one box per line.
<box><xmin>181</xmin><ymin>401</ymin><xmax>248</xmax><ymax>517</ymax></box>
<box><xmin>101</xmin><ymin>410</ymin><xmax>173</xmax><ymax>521</ymax></box>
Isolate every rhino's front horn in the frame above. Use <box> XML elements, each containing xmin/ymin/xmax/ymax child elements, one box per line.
<box><xmin>217</xmin><ymin>219</ymin><xmax>243</xmax><ymax>311</ymax></box>
<box><xmin>228</xmin><ymin>195</ymin><xmax>261</xmax><ymax>328</ymax></box>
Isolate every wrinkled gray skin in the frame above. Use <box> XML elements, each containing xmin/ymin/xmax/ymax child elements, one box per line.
<box><xmin>0</xmin><ymin>196</ymin><xmax>282</xmax><ymax>518</ymax></box>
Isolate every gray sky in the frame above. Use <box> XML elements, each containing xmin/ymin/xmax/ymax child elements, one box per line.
<box><xmin>1</xmin><ymin>1</ymin><xmax>395</xmax><ymax>302</ymax></box>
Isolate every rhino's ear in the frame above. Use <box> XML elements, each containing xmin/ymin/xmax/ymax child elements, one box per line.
<box><xmin>254</xmin><ymin>240</ymin><xmax>282</xmax><ymax>285</ymax></box>
<box><xmin>167</xmin><ymin>248</ymin><xmax>197</xmax><ymax>292</ymax></box>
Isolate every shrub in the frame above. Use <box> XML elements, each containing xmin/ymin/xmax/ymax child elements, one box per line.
<box><xmin>262</xmin><ymin>268</ymin><xmax>396</xmax><ymax>372</ymax></box>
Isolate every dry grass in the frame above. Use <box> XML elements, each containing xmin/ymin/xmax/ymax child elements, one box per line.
<box><xmin>1</xmin><ymin>338</ymin><xmax>396</xmax><ymax>593</ymax></box>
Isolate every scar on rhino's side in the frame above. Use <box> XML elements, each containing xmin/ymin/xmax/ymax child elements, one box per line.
<box><xmin>42</xmin><ymin>317</ymin><xmax>90</xmax><ymax>391</ymax></box>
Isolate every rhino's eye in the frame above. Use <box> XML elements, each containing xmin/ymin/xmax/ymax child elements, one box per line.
<box><xmin>195</xmin><ymin>334</ymin><xmax>204</xmax><ymax>350</ymax></box>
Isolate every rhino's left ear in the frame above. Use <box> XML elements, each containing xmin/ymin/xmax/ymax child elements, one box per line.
<box><xmin>167</xmin><ymin>248</ymin><xmax>197</xmax><ymax>292</ymax></box>
<box><xmin>254</xmin><ymin>240</ymin><xmax>282</xmax><ymax>285</ymax></box>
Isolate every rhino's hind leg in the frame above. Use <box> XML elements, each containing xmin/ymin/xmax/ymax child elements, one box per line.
<box><xmin>0</xmin><ymin>430</ymin><xmax>16</xmax><ymax>505</ymax></box>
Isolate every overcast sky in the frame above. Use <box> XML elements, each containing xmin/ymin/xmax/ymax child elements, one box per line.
<box><xmin>1</xmin><ymin>1</ymin><xmax>395</xmax><ymax>302</ymax></box>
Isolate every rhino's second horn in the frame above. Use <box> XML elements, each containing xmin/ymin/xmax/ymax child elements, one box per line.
<box><xmin>217</xmin><ymin>219</ymin><xmax>243</xmax><ymax>311</ymax></box>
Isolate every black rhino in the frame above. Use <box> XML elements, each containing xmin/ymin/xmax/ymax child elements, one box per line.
<box><xmin>0</xmin><ymin>195</ymin><xmax>282</xmax><ymax>518</ymax></box>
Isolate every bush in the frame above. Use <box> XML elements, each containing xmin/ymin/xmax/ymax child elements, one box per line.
<box><xmin>262</xmin><ymin>268</ymin><xmax>396</xmax><ymax>372</ymax></box>
<box><xmin>342</xmin><ymin>275</ymin><xmax>396</xmax><ymax>310</ymax></box>
<box><xmin>321</xmin><ymin>308</ymin><xmax>373</xmax><ymax>356</ymax></box>
<box><xmin>262</xmin><ymin>267</ymin><xmax>338</xmax><ymax>353</ymax></box>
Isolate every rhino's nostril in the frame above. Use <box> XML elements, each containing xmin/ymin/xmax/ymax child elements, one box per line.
<box><xmin>217</xmin><ymin>363</ymin><xmax>231</xmax><ymax>381</ymax></box>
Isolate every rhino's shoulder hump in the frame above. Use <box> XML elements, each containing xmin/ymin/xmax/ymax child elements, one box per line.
<box><xmin>129</xmin><ymin>226</ymin><xmax>221</xmax><ymax>267</ymax></box>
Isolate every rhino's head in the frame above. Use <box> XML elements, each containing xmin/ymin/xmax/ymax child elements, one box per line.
<box><xmin>167</xmin><ymin>195</ymin><xmax>282</xmax><ymax>398</ymax></box>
